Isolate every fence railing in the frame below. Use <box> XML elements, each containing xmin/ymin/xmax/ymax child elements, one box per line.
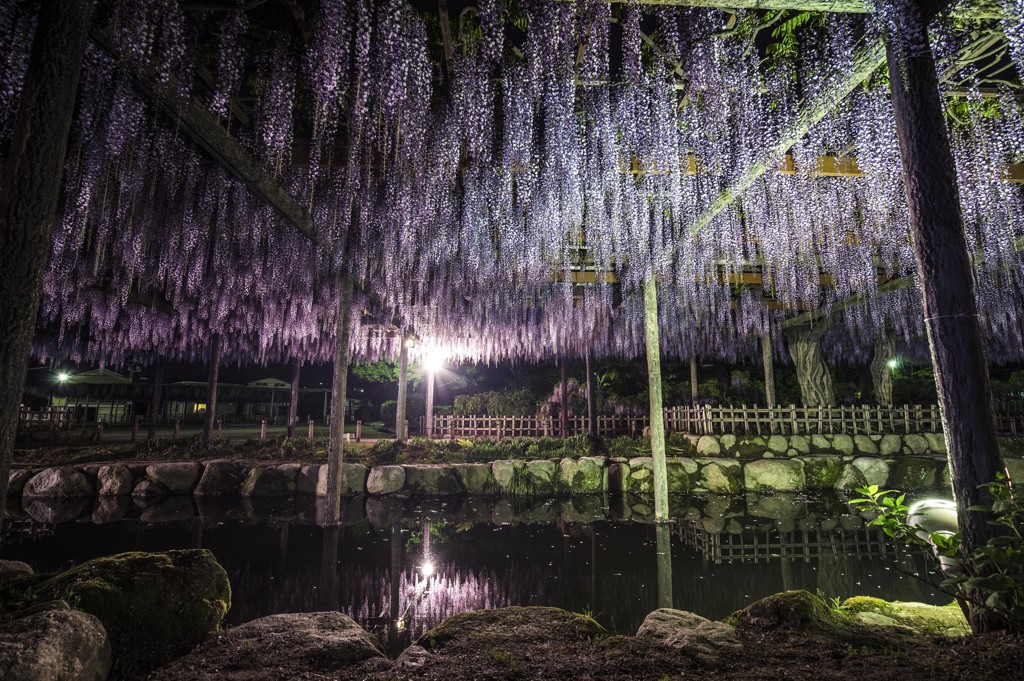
<box><xmin>429</xmin><ymin>403</ymin><xmax>1024</xmax><ymax>439</ymax></box>
<box><xmin>17</xmin><ymin>406</ymin><xmax>73</xmax><ymax>430</ymax></box>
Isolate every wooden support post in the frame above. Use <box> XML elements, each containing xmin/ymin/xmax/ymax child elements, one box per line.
<box><xmin>761</xmin><ymin>335</ymin><xmax>776</xmax><ymax>408</ymax></box>
<box><xmin>396</xmin><ymin>338</ymin><xmax>409</xmax><ymax>441</ymax></box>
<box><xmin>324</xmin><ymin>279</ymin><xmax>353</xmax><ymax>526</ymax></box>
<box><xmin>308</xmin><ymin>418</ymin><xmax>314</xmax><ymax>438</ymax></box>
<box><xmin>869</xmin><ymin>334</ymin><xmax>896</xmax><ymax>406</ymax></box>
<box><xmin>203</xmin><ymin>333</ymin><xmax>222</xmax><ymax>442</ymax></box>
<box><xmin>0</xmin><ymin>0</ymin><xmax>92</xmax><ymax>510</ymax></box>
<box><xmin>560</xmin><ymin>356</ymin><xmax>570</xmax><ymax>438</ymax></box>
<box><xmin>288</xmin><ymin>357</ymin><xmax>301</xmax><ymax>438</ymax></box>
<box><xmin>355</xmin><ymin>420</ymin><xmax>362</xmax><ymax>441</ymax></box>
<box><xmin>260</xmin><ymin>419</ymin><xmax>267</xmax><ymax>440</ymax></box>
<box><xmin>643</xmin><ymin>277</ymin><xmax>670</xmax><ymax>523</ymax></box>
<box><xmin>585</xmin><ymin>350</ymin><xmax>597</xmax><ymax>439</ymax></box>
<box><xmin>690</xmin><ymin>356</ymin><xmax>698</xmax><ymax>405</ymax></box>
<box><xmin>425</xmin><ymin>368</ymin><xmax>435</xmax><ymax>440</ymax></box>
<box><xmin>173</xmin><ymin>419</ymin><xmax>181</xmax><ymax>439</ymax></box>
<box><xmin>785</xmin><ymin>323</ymin><xmax>835</xmax><ymax>406</ymax></box>
<box><xmin>884</xmin><ymin>0</ymin><xmax>1004</xmax><ymax>630</ymax></box>
<box><xmin>131</xmin><ymin>418</ymin><xmax>139</xmax><ymax>443</ymax></box>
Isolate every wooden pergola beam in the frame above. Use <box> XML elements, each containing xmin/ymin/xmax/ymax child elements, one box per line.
<box><xmin>593</xmin><ymin>0</ymin><xmax>1003</xmax><ymax>18</ymax></box>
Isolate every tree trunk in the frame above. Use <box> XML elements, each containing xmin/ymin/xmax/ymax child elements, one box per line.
<box><xmin>288</xmin><ymin>357</ymin><xmax>301</xmax><ymax>438</ymax></box>
<box><xmin>396</xmin><ymin>338</ymin><xmax>409</xmax><ymax>440</ymax></box>
<box><xmin>883</xmin><ymin>0</ymin><xmax>1004</xmax><ymax>632</ymax></box>
<box><xmin>643</xmin><ymin>277</ymin><xmax>669</xmax><ymax>523</ymax></box>
<box><xmin>425</xmin><ymin>368</ymin><xmax>435</xmax><ymax>439</ymax></box>
<box><xmin>203</xmin><ymin>334</ymin><xmax>222</xmax><ymax>441</ymax></box>
<box><xmin>323</xmin><ymin>279</ymin><xmax>353</xmax><ymax>525</ymax></box>
<box><xmin>585</xmin><ymin>349</ymin><xmax>597</xmax><ymax>438</ymax></box>
<box><xmin>147</xmin><ymin>363</ymin><xmax>165</xmax><ymax>440</ymax></box>
<box><xmin>785</xmin><ymin>323</ymin><xmax>835</xmax><ymax>406</ymax></box>
<box><xmin>560</xmin><ymin>357</ymin><xmax>569</xmax><ymax>438</ymax></box>
<box><xmin>761</xmin><ymin>335</ymin><xmax>776</xmax><ymax>408</ymax></box>
<box><xmin>869</xmin><ymin>334</ymin><xmax>895</xmax><ymax>406</ymax></box>
<box><xmin>0</xmin><ymin>0</ymin><xmax>92</xmax><ymax>523</ymax></box>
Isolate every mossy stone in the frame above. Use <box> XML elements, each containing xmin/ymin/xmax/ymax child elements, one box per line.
<box><xmin>889</xmin><ymin>458</ymin><xmax>938</xmax><ymax>489</ymax></box>
<box><xmin>801</xmin><ymin>456</ymin><xmax>843</xmax><ymax>489</ymax></box>
<box><xmin>418</xmin><ymin>606</ymin><xmax>606</xmax><ymax>651</ymax></box>
<box><xmin>734</xmin><ymin>436</ymin><xmax>767</xmax><ymax>459</ymax></box>
<box><xmin>33</xmin><ymin>549</ymin><xmax>230</xmax><ymax>668</ymax></box>
<box><xmin>839</xmin><ymin>597</ymin><xmax>969</xmax><ymax>637</ymax></box>
<box><xmin>699</xmin><ymin>462</ymin><xmax>742</xmax><ymax>494</ymax></box>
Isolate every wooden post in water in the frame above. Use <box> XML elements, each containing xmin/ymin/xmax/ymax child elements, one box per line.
<box><xmin>324</xmin><ymin>279</ymin><xmax>353</xmax><ymax>526</ymax></box>
<box><xmin>761</xmin><ymin>335</ymin><xmax>776</xmax><ymax>408</ymax></box>
<box><xmin>643</xmin><ymin>277</ymin><xmax>670</xmax><ymax>523</ymax></box>
<box><xmin>883</xmin><ymin>0</ymin><xmax>1004</xmax><ymax>630</ymax></box>
<box><xmin>0</xmin><ymin>0</ymin><xmax>92</xmax><ymax>510</ymax></box>
<box><xmin>396</xmin><ymin>337</ymin><xmax>409</xmax><ymax>441</ymax></box>
<box><xmin>203</xmin><ymin>334</ymin><xmax>222</xmax><ymax>442</ymax></box>
<box><xmin>287</xmin><ymin>358</ymin><xmax>301</xmax><ymax>437</ymax></box>
<box><xmin>585</xmin><ymin>350</ymin><xmax>597</xmax><ymax>438</ymax></box>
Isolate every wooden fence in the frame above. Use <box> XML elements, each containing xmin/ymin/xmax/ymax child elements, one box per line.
<box><xmin>17</xmin><ymin>406</ymin><xmax>73</xmax><ymax>430</ymax></box>
<box><xmin>429</xmin><ymin>403</ymin><xmax>1024</xmax><ymax>439</ymax></box>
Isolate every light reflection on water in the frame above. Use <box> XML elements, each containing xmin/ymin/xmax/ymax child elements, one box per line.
<box><xmin>0</xmin><ymin>492</ymin><xmax>948</xmax><ymax>654</ymax></box>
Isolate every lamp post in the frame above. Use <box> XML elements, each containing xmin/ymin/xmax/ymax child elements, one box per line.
<box><xmin>423</xmin><ymin>351</ymin><xmax>443</xmax><ymax>439</ymax></box>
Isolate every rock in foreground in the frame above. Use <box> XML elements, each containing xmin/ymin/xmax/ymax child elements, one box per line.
<box><xmin>150</xmin><ymin>612</ymin><xmax>386</xmax><ymax>680</ymax></box>
<box><xmin>0</xmin><ymin>606</ymin><xmax>111</xmax><ymax>681</ymax></box>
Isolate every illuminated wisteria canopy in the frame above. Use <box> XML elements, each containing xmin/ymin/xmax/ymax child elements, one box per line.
<box><xmin>2</xmin><ymin>0</ymin><xmax>1022</xmax><ymax>369</ymax></box>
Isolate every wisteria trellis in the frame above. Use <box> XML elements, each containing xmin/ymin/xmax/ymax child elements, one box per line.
<box><xmin>0</xmin><ymin>0</ymin><xmax>1021</xmax><ymax>370</ymax></box>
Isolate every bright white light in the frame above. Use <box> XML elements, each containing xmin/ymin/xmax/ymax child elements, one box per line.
<box><xmin>886</xmin><ymin>358</ymin><xmax>899</xmax><ymax>369</ymax></box>
<box><xmin>56</xmin><ymin>372</ymin><xmax>70</xmax><ymax>383</ymax></box>
<box><xmin>404</xmin><ymin>337</ymin><xmax>416</xmax><ymax>349</ymax></box>
<box><xmin>421</xmin><ymin>561</ymin><xmax>435</xmax><ymax>578</ymax></box>
<box><xmin>423</xmin><ymin>352</ymin><xmax>444</xmax><ymax>374</ymax></box>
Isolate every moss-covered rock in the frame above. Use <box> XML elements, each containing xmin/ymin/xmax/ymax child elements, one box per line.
<box><xmin>418</xmin><ymin>606</ymin><xmax>606</xmax><ymax>651</ymax></box>
<box><xmin>452</xmin><ymin>463</ymin><xmax>495</xmax><ymax>494</ymax></box>
<box><xmin>725</xmin><ymin>590</ymin><xmax>852</xmax><ymax>634</ymax></box>
<box><xmin>402</xmin><ymin>465</ymin><xmax>464</xmax><ymax>496</ymax></box>
<box><xmin>889</xmin><ymin>458</ymin><xmax>939</xmax><ymax>489</ymax></box>
<box><xmin>698</xmin><ymin>461</ymin><xmax>742</xmax><ymax>494</ymax></box>
<box><xmin>839</xmin><ymin>597</ymin><xmax>969</xmax><ymax>636</ymax></box>
<box><xmin>558</xmin><ymin>457</ymin><xmax>603</xmax><ymax>493</ymax></box>
<box><xmin>31</xmin><ymin>550</ymin><xmax>231</xmax><ymax>669</ymax></box>
<box><xmin>801</xmin><ymin>456</ymin><xmax>843</xmax><ymax>489</ymax></box>
<box><xmin>743</xmin><ymin>459</ymin><xmax>804</xmax><ymax>491</ymax></box>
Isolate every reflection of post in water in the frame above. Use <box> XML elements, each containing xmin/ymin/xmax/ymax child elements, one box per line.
<box><xmin>591</xmin><ymin>525</ymin><xmax>597</xmax><ymax>615</ymax></box>
<box><xmin>278</xmin><ymin>523</ymin><xmax>289</xmax><ymax>571</ymax></box>
<box><xmin>191</xmin><ymin>517</ymin><xmax>203</xmax><ymax>549</ymax></box>
<box><xmin>319</xmin><ymin>526</ymin><xmax>339</xmax><ymax>610</ymax></box>
<box><xmin>387</xmin><ymin>523</ymin><xmax>411</xmax><ymax>655</ymax></box>
<box><xmin>655</xmin><ymin>524</ymin><xmax>673</xmax><ymax>609</ymax></box>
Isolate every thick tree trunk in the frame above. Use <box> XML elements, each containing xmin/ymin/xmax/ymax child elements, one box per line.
<box><xmin>785</xmin><ymin>323</ymin><xmax>835</xmax><ymax>406</ymax></box>
<box><xmin>0</xmin><ymin>0</ymin><xmax>91</xmax><ymax>522</ymax></box>
<box><xmin>323</xmin><ymin>279</ymin><xmax>353</xmax><ymax>525</ymax></box>
<box><xmin>203</xmin><ymin>334</ymin><xmax>222</xmax><ymax>441</ymax></box>
<box><xmin>288</xmin><ymin>357</ymin><xmax>301</xmax><ymax>438</ymax></box>
<box><xmin>761</xmin><ymin>335</ymin><xmax>776</xmax><ymax>408</ymax></box>
<box><xmin>560</xmin><ymin>357</ymin><xmax>570</xmax><ymax>437</ymax></box>
<box><xmin>883</xmin><ymin>0</ymin><xmax>1004</xmax><ymax>632</ymax></box>
<box><xmin>643</xmin><ymin>278</ymin><xmax>669</xmax><ymax>522</ymax></box>
<box><xmin>869</xmin><ymin>334</ymin><xmax>895</xmax><ymax>406</ymax></box>
<box><xmin>585</xmin><ymin>350</ymin><xmax>597</xmax><ymax>438</ymax></box>
<box><xmin>147</xmin><ymin>363</ymin><xmax>165</xmax><ymax>440</ymax></box>
<box><xmin>396</xmin><ymin>338</ymin><xmax>409</xmax><ymax>441</ymax></box>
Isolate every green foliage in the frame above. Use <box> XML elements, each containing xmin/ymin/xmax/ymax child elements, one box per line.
<box><xmin>453</xmin><ymin>389</ymin><xmax>537</xmax><ymax>417</ymax></box>
<box><xmin>351</xmin><ymin>360</ymin><xmax>400</xmax><ymax>384</ymax></box>
<box><xmin>893</xmin><ymin>368</ymin><xmax>939</xmax><ymax>404</ymax></box>
<box><xmin>851</xmin><ymin>479</ymin><xmax>1024</xmax><ymax>632</ymax></box>
<box><xmin>380</xmin><ymin>395</ymin><xmax>426</xmax><ymax>428</ymax></box>
<box><xmin>765</xmin><ymin>11</ymin><xmax>813</xmax><ymax>61</ymax></box>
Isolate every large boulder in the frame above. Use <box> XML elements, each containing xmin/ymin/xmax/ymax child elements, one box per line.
<box><xmin>726</xmin><ymin>590</ymin><xmax>853</xmax><ymax>636</ymax></box>
<box><xmin>96</xmin><ymin>465</ymin><xmax>133</xmax><ymax>496</ymax></box>
<box><xmin>801</xmin><ymin>456</ymin><xmax>843</xmax><ymax>489</ymax></box>
<box><xmin>490</xmin><ymin>460</ymin><xmax>525</xmax><ymax>493</ymax></box>
<box><xmin>0</xmin><ymin>606</ymin><xmax>111</xmax><ymax>681</ymax></box>
<box><xmin>744</xmin><ymin>459</ymin><xmax>805</xmax><ymax>492</ymax></box>
<box><xmin>698</xmin><ymin>461</ymin><xmax>742</xmax><ymax>493</ymax></box>
<box><xmin>402</xmin><ymin>465</ymin><xmax>464</xmax><ymax>496</ymax></box>
<box><xmin>834</xmin><ymin>464</ymin><xmax>868</xmax><ymax>491</ymax></box>
<box><xmin>366</xmin><ymin>465</ymin><xmax>406</xmax><ymax>495</ymax></box>
<box><xmin>296</xmin><ymin>465</ymin><xmax>320</xmax><ymax>495</ymax></box>
<box><xmin>31</xmin><ymin>549</ymin><xmax>230</xmax><ymax>668</ymax></box>
<box><xmin>146</xmin><ymin>463</ymin><xmax>202</xmax><ymax>494</ymax></box>
<box><xmin>193</xmin><ymin>461</ymin><xmax>245</xmax><ymax>496</ymax></box>
<box><xmin>852</xmin><ymin>457</ymin><xmax>889</xmax><ymax>487</ymax></box>
<box><xmin>524</xmin><ymin>459</ymin><xmax>558</xmax><ymax>494</ymax></box>
<box><xmin>558</xmin><ymin>457</ymin><xmax>604</xmax><ymax>492</ymax></box>
<box><xmin>315</xmin><ymin>463</ymin><xmax>367</xmax><ymax>497</ymax></box>
<box><xmin>418</xmin><ymin>606</ymin><xmax>606</xmax><ymax>651</ymax></box>
<box><xmin>839</xmin><ymin>597</ymin><xmax>969</xmax><ymax>637</ymax></box>
<box><xmin>889</xmin><ymin>458</ymin><xmax>938</xmax><ymax>489</ymax></box>
<box><xmin>695</xmin><ymin>436</ymin><xmax>721</xmax><ymax>456</ymax></box>
<box><xmin>242</xmin><ymin>465</ymin><xmax>299</xmax><ymax>497</ymax></box>
<box><xmin>149</xmin><ymin>612</ymin><xmax>385</xmax><ymax>681</ymax></box>
<box><xmin>636</xmin><ymin>608</ymin><xmax>740</xmax><ymax>666</ymax></box>
<box><xmin>22</xmin><ymin>468</ymin><xmax>92</xmax><ymax>498</ymax></box>
<box><xmin>0</xmin><ymin>559</ymin><xmax>33</xmax><ymax>581</ymax></box>
<box><xmin>452</xmin><ymin>463</ymin><xmax>494</xmax><ymax>494</ymax></box>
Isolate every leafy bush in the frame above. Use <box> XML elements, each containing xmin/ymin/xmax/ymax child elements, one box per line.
<box><xmin>380</xmin><ymin>396</ymin><xmax>426</xmax><ymax>429</ymax></box>
<box><xmin>453</xmin><ymin>389</ymin><xmax>537</xmax><ymax>416</ymax></box>
<box><xmin>852</xmin><ymin>479</ymin><xmax>1024</xmax><ymax>633</ymax></box>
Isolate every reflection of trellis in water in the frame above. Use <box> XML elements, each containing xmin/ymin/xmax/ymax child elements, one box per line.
<box><xmin>677</xmin><ymin>525</ymin><xmax>899</xmax><ymax>565</ymax></box>
<box><xmin>0</xmin><ymin>518</ymin><xmax>56</xmax><ymax>547</ymax></box>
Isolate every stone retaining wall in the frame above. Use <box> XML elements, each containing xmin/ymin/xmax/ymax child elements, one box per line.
<box><xmin>9</xmin><ymin>451</ymin><xmax>1024</xmax><ymax>507</ymax></box>
<box><xmin>693</xmin><ymin>432</ymin><xmax>949</xmax><ymax>459</ymax></box>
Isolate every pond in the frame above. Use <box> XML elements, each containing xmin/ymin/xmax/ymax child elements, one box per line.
<box><xmin>0</xmin><ymin>491</ymin><xmax>951</xmax><ymax>655</ymax></box>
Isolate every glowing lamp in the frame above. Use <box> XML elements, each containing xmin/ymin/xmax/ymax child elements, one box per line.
<box><xmin>56</xmin><ymin>372</ymin><xmax>70</xmax><ymax>383</ymax></box>
<box><xmin>886</xmin><ymin>358</ymin><xmax>899</xmax><ymax>369</ymax></box>
<box><xmin>421</xmin><ymin>561</ymin><xmax>435</xmax><ymax>578</ymax></box>
<box><xmin>423</xmin><ymin>352</ymin><xmax>444</xmax><ymax>374</ymax></box>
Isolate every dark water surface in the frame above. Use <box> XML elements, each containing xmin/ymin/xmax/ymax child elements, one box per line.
<box><xmin>1</xmin><ymin>492</ymin><xmax>948</xmax><ymax>654</ymax></box>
